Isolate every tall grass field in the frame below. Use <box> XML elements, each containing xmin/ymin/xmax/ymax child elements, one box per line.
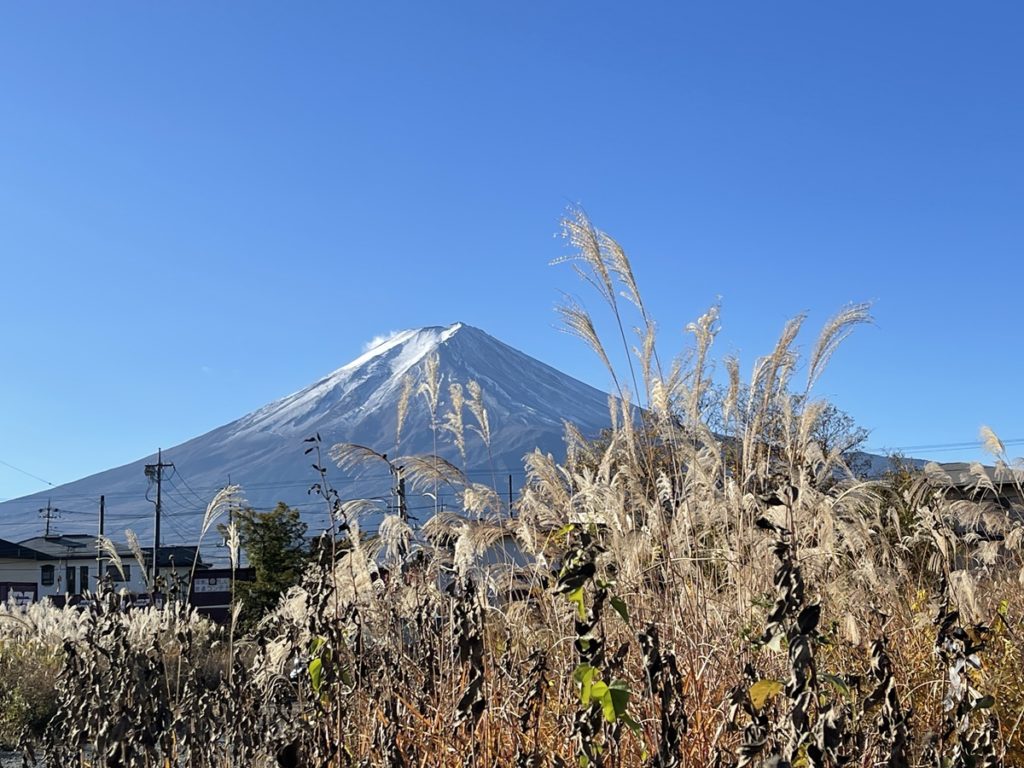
<box><xmin>2</xmin><ymin>211</ymin><xmax>1022</xmax><ymax>767</ymax></box>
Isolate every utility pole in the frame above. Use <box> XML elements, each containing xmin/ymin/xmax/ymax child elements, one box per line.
<box><xmin>144</xmin><ymin>450</ymin><xmax>174</xmax><ymax>587</ymax></box>
<box><xmin>39</xmin><ymin>499</ymin><xmax>60</xmax><ymax>536</ymax></box>
<box><xmin>396</xmin><ymin>466</ymin><xmax>408</xmax><ymax>522</ymax></box>
<box><xmin>97</xmin><ymin>495</ymin><xmax>105</xmax><ymax>579</ymax></box>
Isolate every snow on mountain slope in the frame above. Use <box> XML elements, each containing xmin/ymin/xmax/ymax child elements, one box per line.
<box><xmin>0</xmin><ymin>323</ymin><xmax>613</xmax><ymax>545</ymax></box>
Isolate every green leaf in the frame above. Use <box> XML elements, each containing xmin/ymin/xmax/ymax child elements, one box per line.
<box><xmin>574</xmin><ymin>664</ymin><xmax>596</xmax><ymax>704</ymax></box>
<box><xmin>600</xmin><ymin>679</ymin><xmax>631</xmax><ymax>722</ymax></box>
<box><xmin>339</xmin><ymin>663</ymin><xmax>353</xmax><ymax>688</ymax></box>
<box><xmin>573</xmin><ymin>663</ymin><xmax>595</xmax><ymax>684</ymax></box>
<box><xmin>567</xmin><ymin>585</ymin><xmax>587</xmax><ymax>620</ymax></box>
<box><xmin>610</xmin><ymin>596</ymin><xmax>630</xmax><ymax>625</ymax></box>
<box><xmin>749</xmin><ymin>679</ymin><xmax>784</xmax><ymax>711</ymax></box>
<box><xmin>820</xmin><ymin>673</ymin><xmax>851</xmax><ymax>700</ymax></box>
<box><xmin>621</xmin><ymin>712</ymin><xmax>643</xmax><ymax>739</ymax></box>
<box><xmin>556</xmin><ymin>523</ymin><xmax>575</xmax><ymax>540</ymax></box>
<box><xmin>308</xmin><ymin>657</ymin><xmax>323</xmax><ymax>694</ymax></box>
<box><xmin>974</xmin><ymin>695</ymin><xmax>995</xmax><ymax>710</ymax></box>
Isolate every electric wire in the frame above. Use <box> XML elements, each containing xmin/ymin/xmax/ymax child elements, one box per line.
<box><xmin>0</xmin><ymin>459</ymin><xmax>54</xmax><ymax>486</ymax></box>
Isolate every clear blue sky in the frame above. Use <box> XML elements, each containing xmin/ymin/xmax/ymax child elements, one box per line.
<box><xmin>2</xmin><ymin>3</ymin><xmax>1022</xmax><ymax>501</ymax></box>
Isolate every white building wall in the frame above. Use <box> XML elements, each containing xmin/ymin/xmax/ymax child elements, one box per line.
<box><xmin>0</xmin><ymin>561</ymin><xmax>41</xmax><ymax>583</ymax></box>
<box><xmin>1</xmin><ymin>557</ymin><xmax>195</xmax><ymax>604</ymax></box>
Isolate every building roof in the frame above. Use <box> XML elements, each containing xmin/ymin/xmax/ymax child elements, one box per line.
<box><xmin>17</xmin><ymin>534</ymin><xmax>103</xmax><ymax>558</ymax></box>
<box><xmin>0</xmin><ymin>537</ymin><xmax>54</xmax><ymax>560</ymax></box>
<box><xmin>144</xmin><ymin>546</ymin><xmax>206</xmax><ymax>569</ymax></box>
<box><xmin>16</xmin><ymin>535</ymin><xmax>205</xmax><ymax>568</ymax></box>
<box><xmin>934</xmin><ymin>462</ymin><xmax>1024</xmax><ymax>490</ymax></box>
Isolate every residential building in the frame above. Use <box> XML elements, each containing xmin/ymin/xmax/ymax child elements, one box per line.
<box><xmin>0</xmin><ymin>534</ymin><xmax>205</xmax><ymax>606</ymax></box>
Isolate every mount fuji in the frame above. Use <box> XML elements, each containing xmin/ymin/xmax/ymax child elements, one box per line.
<box><xmin>0</xmin><ymin>323</ymin><xmax>613</xmax><ymax>544</ymax></box>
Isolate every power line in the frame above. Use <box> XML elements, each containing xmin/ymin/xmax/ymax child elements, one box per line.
<box><xmin>868</xmin><ymin>437</ymin><xmax>1024</xmax><ymax>455</ymax></box>
<box><xmin>165</xmin><ymin>468</ymin><xmax>211</xmax><ymax>507</ymax></box>
<box><xmin>0</xmin><ymin>459</ymin><xmax>54</xmax><ymax>486</ymax></box>
<box><xmin>0</xmin><ymin>466</ymin><xmax>528</xmax><ymax>506</ymax></box>
<box><xmin>161</xmin><ymin>478</ymin><xmax>206</xmax><ymax>513</ymax></box>
<box><xmin>38</xmin><ymin>500</ymin><xmax>60</xmax><ymax>536</ymax></box>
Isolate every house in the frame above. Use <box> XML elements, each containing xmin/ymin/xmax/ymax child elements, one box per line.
<box><xmin>917</xmin><ymin>462</ymin><xmax>1024</xmax><ymax>544</ymax></box>
<box><xmin>1</xmin><ymin>534</ymin><xmax>205</xmax><ymax>606</ymax></box>
<box><xmin>931</xmin><ymin>462</ymin><xmax>1024</xmax><ymax>509</ymax></box>
<box><xmin>0</xmin><ymin>537</ymin><xmax>55</xmax><ymax>605</ymax></box>
<box><xmin>189</xmin><ymin>566</ymin><xmax>254</xmax><ymax>623</ymax></box>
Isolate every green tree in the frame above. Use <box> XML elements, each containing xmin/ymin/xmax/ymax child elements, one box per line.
<box><xmin>230</xmin><ymin>502</ymin><xmax>308</xmax><ymax>630</ymax></box>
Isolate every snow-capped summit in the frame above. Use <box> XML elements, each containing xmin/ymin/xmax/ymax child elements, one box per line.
<box><xmin>0</xmin><ymin>323</ymin><xmax>612</xmax><ymax>543</ymax></box>
<box><xmin>233</xmin><ymin>323</ymin><xmax>468</xmax><ymax>438</ymax></box>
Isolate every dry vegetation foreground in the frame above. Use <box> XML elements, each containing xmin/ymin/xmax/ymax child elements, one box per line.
<box><xmin>2</xmin><ymin>213</ymin><xmax>1023</xmax><ymax>767</ymax></box>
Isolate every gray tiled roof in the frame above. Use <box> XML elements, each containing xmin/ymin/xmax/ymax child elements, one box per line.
<box><xmin>16</xmin><ymin>535</ymin><xmax>204</xmax><ymax>567</ymax></box>
<box><xmin>0</xmin><ymin>537</ymin><xmax>54</xmax><ymax>560</ymax></box>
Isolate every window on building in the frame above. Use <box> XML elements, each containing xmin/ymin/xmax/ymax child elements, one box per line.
<box><xmin>108</xmin><ymin>564</ymin><xmax>131</xmax><ymax>583</ymax></box>
<box><xmin>40</xmin><ymin>565</ymin><xmax>55</xmax><ymax>586</ymax></box>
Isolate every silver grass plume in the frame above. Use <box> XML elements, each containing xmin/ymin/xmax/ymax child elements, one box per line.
<box><xmin>462</xmin><ymin>482</ymin><xmax>502</xmax><ymax>518</ymax></box>
<box><xmin>557</xmin><ymin>297</ymin><xmax>620</xmax><ymax>393</ymax></box>
<box><xmin>650</xmin><ymin>378</ymin><xmax>670</xmax><ymax>421</ymax></box>
<box><xmin>451</xmin><ymin>518</ymin><xmax>509</xmax><ymax>581</ymax></box>
<box><xmin>637</xmin><ymin>321</ymin><xmax>657</xmax><ymax>402</ymax></box>
<box><xmin>519</xmin><ymin>450</ymin><xmax>573</xmax><ymax>529</ymax></box>
<box><xmin>418</xmin><ymin>351</ymin><xmax>443</xmax><ymax>513</ymax></box>
<box><xmin>466</xmin><ymin>380</ymin><xmax>491</xmax><ymax>448</ymax></box>
<box><xmin>97</xmin><ymin>535</ymin><xmax>127</xmax><ymax>582</ymax></box>
<box><xmin>395</xmin><ymin>373</ymin><xmax>414</xmax><ymax>448</ymax></box>
<box><xmin>685</xmin><ymin>304</ymin><xmax>720</xmax><ymax>427</ymax></box>
<box><xmin>608</xmin><ymin>393</ymin><xmax>619</xmax><ymax>432</ymax></box>
<box><xmin>563</xmin><ymin>420</ymin><xmax>596</xmax><ymax>471</ymax></box>
<box><xmin>418</xmin><ymin>351</ymin><xmax>441</xmax><ymax>419</ymax></box>
<box><xmin>378</xmin><ymin>514</ymin><xmax>413</xmax><ymax>564</ymax></box>
<box><xmin>798</xmin><ymin>400</ymin><xmax>827</xmax><ymax>458</ymax></box>
<box><xmin>805</xmin><ymin>302</ymin><xmax>872</xmax><ymax>394</ymax></box>
<box><xmin>337</xmin><ymin>498</ymin><xmax>387</xmax><ymax>525</ymax></box>
<box><xmin>200</xmin><ymin>484</ymin><xmax>243</xmax><ymax>539</ymax></box>
<box><xmin>743</xmin><ymin>314</ymin><xmax>805</xmax><ymax>477</ymax></box>
<box><xmin>723</xmin><ymin>355</ymin><xmax>741</xmax><ymax>428</ymax></box>
<box><xmin>226</xmin><ymin>522</ymin><xmax>240</xmax><ymax>571</ymax></box>
<box><xmin>125</xmin><ymin>529</ymin><xmax>150</xmax><ymax>589</ymax></box>
<box><xmin>923</xmin><ymin>461</ymin><xmax>953</xmax><ymax>487</ymax></box>
<box><xmin>603</xmin><ymin>229</ymin><xmax>646</xmax><ymax>319</ymax></box>
<box><xmin>968</xmin><ymin>462</ymin><xmax>997</xmax><ymax>495</ymax></box>
<box><xmin>392</xmin><ymin>454</ymin><xmax>466</xmax><ymax>493</ymax></box>
<box><xmin>332</xmin><ymin>521</ymin><xmax>375</xmax><ymax>607</ymax></box>
<box><xmin>979</xmin><ymin>425</ymin><xmax>1005</xmax><ymax>459</ymax></box>
<box><xmin>554</xmin><ymin>206</ymin><xmax>617</xmax><ymax>308</ymax></box>
<box><xmin>330</xmin><ymin>442</ymin><xmax>390</xmax><ymax>472</ymax></box>
<box><xmin>422</xmin><ymin>510</ymin><xmax>467</xmax><ymax>545</ymax></box>
<box><xmin>443</xmin><ymin>381</ymin><xmax>467</xmax><ymax>463</ymax></box>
